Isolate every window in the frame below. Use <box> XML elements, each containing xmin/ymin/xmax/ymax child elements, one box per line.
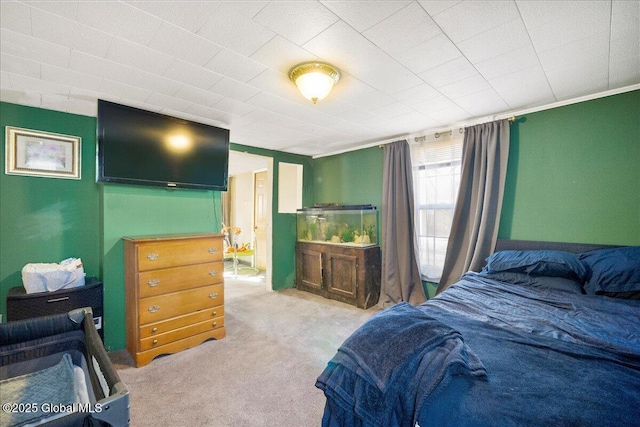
<box><xmin>411</xmin><ymin>133</ymin><xmax>463</xmax><ymax>282</ymax></box>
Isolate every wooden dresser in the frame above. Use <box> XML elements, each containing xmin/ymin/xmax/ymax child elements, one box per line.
<box><xmin>124</xmin><ymin>233</ymin><xmax>226</xmax><ymax>367</ymax></box>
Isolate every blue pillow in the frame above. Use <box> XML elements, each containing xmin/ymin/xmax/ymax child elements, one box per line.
<box><xmin>579</xmin><ymin>246</ymin><xmax>640</xmax><ymax>297</ymax></box>
<box><xmin>485</xmin><ymin>250</ymin><xmax>587</xmax><ymax>281</ymax></box>
<box><xmin>481</xmin><ymin>271</ymin><xmax>584</xmax><ymax>294</ymax></box>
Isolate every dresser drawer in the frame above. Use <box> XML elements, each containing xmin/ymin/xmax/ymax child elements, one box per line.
<box><xmin>138</xmin><ymin>284</ymin><xmax>224</xmax><ymax>324</ymax></box>
<box><xmin>139</xmin><ymin>317</ymin><xmax>225</xmax><ymax>351</ymax></box>
<box><xmin>139</xmin><ymin>306</ymin><xmax>224</xmax><ymax>339</ymax></box>
<box><xmin>137</xmin><ymin>238</ymin><xmax>223</xmax><ymax>271</ymax></box>
<box><xmin>138</xmin><ymin>262</ymin><xmax>223</xmax><ymax>298</ymax></box>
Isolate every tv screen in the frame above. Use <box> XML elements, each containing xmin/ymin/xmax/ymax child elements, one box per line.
<box><xmin>97</xmin><ymin>100</ymin><xmax>229</xmax><ymax>190</ymax></box>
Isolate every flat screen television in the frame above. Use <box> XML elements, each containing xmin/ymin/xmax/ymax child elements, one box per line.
<box><xmin>97</xmin><ymin>100</ymin><xmax>229</xmax><ymax>190</ymax></box>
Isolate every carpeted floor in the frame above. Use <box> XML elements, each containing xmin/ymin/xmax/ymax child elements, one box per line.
<box><xmin>109</xmin><ymin>272</ymin><xmax>379</xmax><ymax>426</ymax></box>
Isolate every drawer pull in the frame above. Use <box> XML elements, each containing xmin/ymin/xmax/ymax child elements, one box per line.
<box><xmin>209</xmin><ymin>270</ymin><xmax>217</xmax><ymax>277</ymax></box>
<box><xmin>151</xmin><ymin>327</ymin><xmax>158</xmax><ymax>333</ymax></box>
<box><xmin>209</xmin><ymin>293</ymin><xmax>219</xmax><ymax>300</ymax></box>
<box><xmin>147</xmin><ymin>253</ymin><xmax>159</xmax><ymax>261</ymax></box>
<box><xmin>47</xmin><ymin>296</ymin><xmax>70</xmax><ymax>303</ymax></box>
<box><xmin>208</xmin><ymin>247</ymin><xmax>218</xmax><ymax>254</ymax></box>
<box><xmin>148</xmin><ymin>279</ymin><xmax>160</xmax><ymax>287</ymax></box>
<box><xmin>212</xmin><ymin>321</ymin><xmax>217</xmax><ymax>327</ymax></box>
<box><xmin>152</xmin><ymin>339</ymin><xmax>158</xmax><ymax>345</ymax></box>
<box><xmin>212</xmin><ymin>311</ymin><xmax>217</xmax><ymax>316</ymax></box>
<box><xmin>148</xmin><ymin>305</ymin><xmax>160</xmax><ymax>313</ymax></box>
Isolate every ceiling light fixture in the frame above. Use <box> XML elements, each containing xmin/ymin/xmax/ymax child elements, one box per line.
<box><xmin>289</xmin><ymin>62</ymin><xmax>340</xmax><ymax>104</ymax></box>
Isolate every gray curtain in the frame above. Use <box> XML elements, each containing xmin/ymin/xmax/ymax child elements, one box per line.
<box><xmin>437</xmin><ymin>119</ymin><xmax>510</xmax><ymax>293</ymax></box>
<box><xmin>379</xmin><ymin>140</ymin><xmax>426</xmax><ymax>306</ymax></box>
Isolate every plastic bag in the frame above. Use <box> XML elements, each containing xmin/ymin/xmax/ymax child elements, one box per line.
<box><xmin>21</xmin><ymin>258</ymin><xmax>85</xmax><ymax>294</ymax></box>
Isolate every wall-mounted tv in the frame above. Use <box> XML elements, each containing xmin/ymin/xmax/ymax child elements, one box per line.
<box><xmin>97</xmin><ymin>100</ymin><xmax>229</xmax><ymax>191</ymax></box>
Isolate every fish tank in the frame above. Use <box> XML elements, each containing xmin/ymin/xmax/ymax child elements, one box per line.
<box><xmin>296</xmin><ymin>204</ymin><xmax>378</xmax><ymax>247</ymax></box>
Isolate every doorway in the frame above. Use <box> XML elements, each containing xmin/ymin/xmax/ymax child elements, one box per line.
<box><xmin>226</xmin><ymin>151</ymin><xmax>273</xmax><ymax>291</ymax></box>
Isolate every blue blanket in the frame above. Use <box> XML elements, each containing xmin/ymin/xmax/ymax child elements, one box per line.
<box><xmin>316</xmin><ymin>303</ymin><xmax>487</xmax><ymax>427</ymax></box>
<box><xmin>317</xmin><ymin>274</ymin><xmax>640</xmax><ymax>427</ymax></box>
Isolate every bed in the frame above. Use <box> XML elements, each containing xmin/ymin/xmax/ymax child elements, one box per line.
<box><xmin>316</xmin><ymin>240</ymin><xmax>640</xmax><ymax>427</ymax></box>
<box><xmin>0</xmin><ymin>307</ymin><xmax>129</xmax><ymax>427</ymax></box>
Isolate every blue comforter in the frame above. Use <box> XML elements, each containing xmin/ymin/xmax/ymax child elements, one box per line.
<box><xmin>316</xmin><ymin>273</ymin><xmax>640</xmax><ymax>427</ymax></box>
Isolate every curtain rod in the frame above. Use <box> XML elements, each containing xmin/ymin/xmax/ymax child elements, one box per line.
<box><xmin>413</xmin><ymin>116</ymin><xmax>516</xmax><ymax>143</ymax></box>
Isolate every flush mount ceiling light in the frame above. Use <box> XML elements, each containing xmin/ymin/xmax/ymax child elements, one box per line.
<box><xmin>289</xmin><ymin>62</ymin><xmax>340</xmax><ymax>104</ymax></box>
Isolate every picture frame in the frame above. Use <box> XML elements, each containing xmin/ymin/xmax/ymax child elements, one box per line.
<box><xmin>5</xmin><ymin>126</ymin><xmax>81</xmax><ymax>179</ymax></box>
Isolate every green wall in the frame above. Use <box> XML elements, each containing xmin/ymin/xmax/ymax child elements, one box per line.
<box><xmin>499</xmin><ymin>90</ymin><xmax>640</xmax><ymax>244</ymax></box>
<box><xmin>0</xmin><ymin>102</ymin><xmax>100</xmax><ymax>320</ymax></box>
<box><xmin>313</xmin><ymin>146</ymin><xmax>383</xmax><ymax>208</ymax></box>
<box><xmin>101</xmin><ymin>185</ymin><xmax>221</xmax><ymax>350</ymax></box>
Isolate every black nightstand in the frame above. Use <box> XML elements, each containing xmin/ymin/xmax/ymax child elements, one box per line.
<box><xmin>6</xmin><ymin>277</ymin><xmax>104</xmax><ymax>340</ymax></box>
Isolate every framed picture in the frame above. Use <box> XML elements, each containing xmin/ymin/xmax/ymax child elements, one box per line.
<box><xmin>5</xmin><ymin>126</ymin><xmax>81</xmax><ymax>179</ymax></box>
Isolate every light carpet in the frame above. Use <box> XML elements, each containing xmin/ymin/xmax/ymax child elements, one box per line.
<box><xmin>109</xmin><ymin>273</ymin><xmax>379</xmax><ymax>426</ymax></box>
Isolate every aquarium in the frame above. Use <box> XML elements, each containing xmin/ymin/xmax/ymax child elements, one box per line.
<box><xmin>296</xmin><ymin>204</ymin><xmax>378</xmax><ymax>247</ymax></box>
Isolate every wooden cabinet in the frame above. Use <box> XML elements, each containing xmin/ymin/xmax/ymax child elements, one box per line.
<box><xmin>296</xmin><ymin>242</ymin><xmax>381</xmax><ymax>309</ymax></box>
<box><xmin>124</xmin><ymin>233</ymin><xmax>226</xmax><ymax>367</ymax></box>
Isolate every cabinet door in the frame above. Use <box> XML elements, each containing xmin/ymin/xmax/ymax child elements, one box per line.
<box><xmin>296</xmin><ymin>247</ymin><xmax>323</xmax><ymax>295</ymax></box>
<box><xmin>324</xmin><ymin>252</ymin><xmax>358</xmax><ymax>305</ymax></box>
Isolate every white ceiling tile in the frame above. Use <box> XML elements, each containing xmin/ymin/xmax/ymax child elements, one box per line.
<box><xmin>126</xmin><ymin>1</ymin><xmax>219</xmax><ymax>34</ymax></box>
<box><xmin>106</xmin><ymin>38</ymin><xmax>174</xmax><ymax>75</ymax></box>
<box><xmin>254</xmin><ymin>2</ymin><xmax>338</xmax><ymax>45</ymax></box>
<box><xmin>148</xmin><ymin>21</ymin><xmax>221</xmax><ymax>67</ymax></box>
<box><xmin>499</xmin><ymin>83</ymin><xmax>556</xmax><ymax>110</ymax></box>
<box><xmin>526</xmin><ymin>2</ymin><xmax>611</xmax><ymax>53</ymax></box>
<box><xmin>610</xmin><ymin>34</ymin><xmax>640</xmax><ymax>63</ymax></box>
<box><xmin>209</xmin><ymin>77</ymin><xmax>261</xmax><ymax>102</ymax></box>
<box><xmin>164</xmin><ymin>59</ymin><xmax>223</xmax><ymax>90</ymax></box>
<box><xmin>611</xmin><ymin>1</ymin><xmax>640</xmax><ymax>42</ymax></box>
<box><xmin>127</xmin><ymin>69</ymin><xmax>183</xmax><ymax>96</ymax></box>
<box><xmin>98</xmin><ymin>79</ymin><xmax>151</xmax><ymax>103</ymax></box>
<box><xmin>196</xmin><ymin>3</ymin><xmax>275</xmax><ymax>57</ymax></box>
<box><xmin>489</xmin><ymin>64</ymin><xmax>548</xmax><ymax>93</ymax></box>
<box><xmin>359</xmin><ymin>65</ymin><xmax>424</xmax><ymax>96</ymax></box>
<box><xmin>251</xmin><ymin>36</ymin><xmax>318</xmax><ymax>73</ymax></box>
<box><xmin>438</xmin><ymin>73</ymin><xmax>491</xmax><ymax>99</ymax></box>
<box><xmin>213</xmin><ymin>97</ymin><xmax>258</xmax><ymax>117</ymax></box>
<box><xmin>425</xmin><ymin>105</ymin><xmax>470</xmax><ymax>124</ymax></box>
<box><xmin>183</xmin><ymin>103</ymin><xmax>232</xmax><ymax>125</ymax></box>
<box><xmin>144</xmin><ymin>92</ymin><xmax>193</xmax><ymax>113</ymax></box>
<box><xmin>322</xmin><ymin>1</ymin><xmax>410</xmax><ymax>32</ymax></box>
<box><xmin>396</xmin><ymin>33</ymin><xmax>462</xmax><ymax>74</ymax></box>
<box><xmin>224</xmin><ymin>1</ymin><xmax>269</xmax><ymax>19</ymax></box>
<box><xmin>538</xmin><ymin>32</ymin><xmax>609</xmax><ymax>72</ymax></box>
<box><xmin>26</xmin><ymin>1</ymin><xmax>78</xmax><ymax>20</ymax></box>
<box><xmin>0</xmin><ymin>53</ymin><xmax>40</xmax><ymax>79</ymax></box>
<box><xmin>545</xmin><ymin>57</ymin><xmax>609</xmax><ymax>99</ymax></box>
<box><xmin>69</xmin><ymin>51</ymin><xmax>133</xmax><ymax>83</ymax></box>
<box><xmin>0</xmin><ymin>2</ymin><xmax>31</xmax><ymax>35</ymax></box>
<box><xmin>419</xmin><ymin>1</ymin><xmax>462</xmax><ymax>17</ymax></box>
<box><xmin>246</xmin><ymin>68</ymin><xmax>303</xmax><ymax>104</ymax></box>
<box><xmin>372</xmin><ymin>102</ymin><xmax>420</xmax><ymax>119</ymax></box>
<box><xmin>457</xmin><ymin>18</ymin><xmax>531</xmax><ymax>64</ymax></box>
<box><xmin>431</xmin><ymin>0</ymin><xmax>520</xmax><ymax>43</ymax></box>
<box><xmin>516</xmin><ymin>0</ymin><xmax>602</xmax><ymax>30</ymax></box>
<box><xmin>474</xmin><ymin>44</ymin><xmax>540</xmax><ymax>81</ymax></box>
<box><xmin>173</xmin><ymin>85</ymin><xmax>224</xmax><ymax>108</ymax></box>
<box><xmin>609</xmin><ymin>56</ymin><xmax>640</xmax><ymax>87</ymax></box>
<box><xmin>204</xmin><ymin>48</ymin><xmax>267</xmax><ymax>83</ymax></box>
<box><xmin>41</xmin><ymin>63</ymin><xmax>103</xmax><ymax>93</ymax></box>
<box><xmin>412</xmin><ymin>95</ymin><xmax>461</xmax><ymax>116</ymax></box>
<box><xmin>303</xmin><ymin>21</ymin><xmax>398</xmax><ymax>78</ymax></box>
<box><xmin>1</xmin><ymin>28</ymin><xmax>71</xmax><ymax>68</ymax></box>
<box><xmin>334</xmin><ymin>75</ymin><xmax>396</xmax><ymax>111</ymax></box>
<box><xmin>31</xmin><ymin>8</ymin><xmax>112</xmax><ymax>58</ymax></box>
<box><xmin>393</xmin><ymin>83</ymin><xmax>441</xmax><ymax>105</ymax></box>
<box><xmin>418</xmin><ymin>56</ymin><xmax>477</xmax><ymax>88</ymax></box>
<box><xmin>0</xmin><ymin>84</ymin><xmax>42</xmax><ymax>106</ymax></box>
<box><xmin>8</xmin><ymin>72</ymin><xmax>70</xmax><ymax>97</ymax></box>
<box><xmin>76</xmin><ymin>1</ymin><xmax>162</xmax><ymax>45</ymax></box>
<box><xmin>363</xmin><ymin>2</ymin><xmax>441</xmax><ymax>55</ymax></box>
<box><xmin>453</xmin><ymin>88</ymin><xmax>509</xmax><ymax>116</ymax></box>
